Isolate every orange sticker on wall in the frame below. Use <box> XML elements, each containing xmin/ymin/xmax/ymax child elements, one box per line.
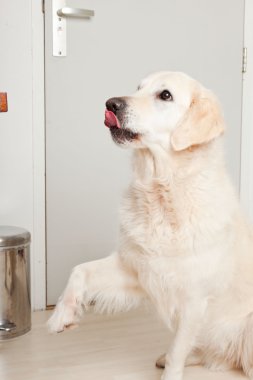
<box><xmin>0</xmin><ymin>93</ymin><xmax>8</xmax><ymax>112</ymax></box>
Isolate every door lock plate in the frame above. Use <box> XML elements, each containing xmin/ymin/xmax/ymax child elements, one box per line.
<box><xmin>53</xmin><ymin>0</ymin><xmax>67</xmax><ymax>57</ymax></box>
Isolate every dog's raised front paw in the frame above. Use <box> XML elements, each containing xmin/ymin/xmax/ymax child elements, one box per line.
<box><xmin>47</xmin><ymin>299</ymin><xmax>80</xmax><ymax>333</ymax></box>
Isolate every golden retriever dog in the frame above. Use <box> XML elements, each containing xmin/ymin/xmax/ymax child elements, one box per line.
<box><xmin>48</xmin><ymin>71</ymin><xmax>253</xmax><ymax>380</ymax></box>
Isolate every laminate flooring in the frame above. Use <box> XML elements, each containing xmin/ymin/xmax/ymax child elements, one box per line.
<box><xmin>0</xmin><ymin>308</ymin><xmax>247</xmax><ymax>380</ymax></box>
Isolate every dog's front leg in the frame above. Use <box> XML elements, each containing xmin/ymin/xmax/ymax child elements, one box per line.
<box><xmin>161</xmin><ymin>299</ymin><xmax>207</xmax><ymax>380</ymax></box>
<box><xmin>47</xmin><ymin>253</ymin><xmax>144</xmax><ymax>333</ymax></box>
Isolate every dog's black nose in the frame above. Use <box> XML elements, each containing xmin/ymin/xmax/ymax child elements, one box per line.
<box><xmin>106</xmin><ymin>97</ymin><xmax>126</xmax><ymax>114</ymax></box>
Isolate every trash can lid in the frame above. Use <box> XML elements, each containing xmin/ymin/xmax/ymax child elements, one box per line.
<box><xmin>0</xmin><ymin>226</ymin><xmax>31</xmax><ymax>247</ymax></box>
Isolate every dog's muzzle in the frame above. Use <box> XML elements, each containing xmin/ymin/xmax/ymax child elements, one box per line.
<box><xmin>104</xmin><ymin>97</ymin><xmax>139</xmax><ymax>144</ymax></box>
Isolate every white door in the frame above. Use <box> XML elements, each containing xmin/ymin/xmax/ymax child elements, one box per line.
<box><xmin>45</xmin><ymin>0</ymin><xmax>245</xmax><ymax>305</ymax></box>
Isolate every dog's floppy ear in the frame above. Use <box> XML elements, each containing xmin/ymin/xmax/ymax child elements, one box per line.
<box><xmin>171</xmin><ymin>92</ymin><xmax>225</xmax><ymax>151</ymax></box>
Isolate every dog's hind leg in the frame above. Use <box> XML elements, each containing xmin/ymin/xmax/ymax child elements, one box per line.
<box><xmin>199</xmin><ymin>312</ymin><xmax>253</xmax><ymax>377</ymax></box>
<box><xmin>47</xmin><ymin>253</ymin><xmax>145</xmax><ymax>333</ymax></box>
<box><xmin>240</xmin><ymin>312</ymin><xmax>253</xmax><ymax>379</ymax></box>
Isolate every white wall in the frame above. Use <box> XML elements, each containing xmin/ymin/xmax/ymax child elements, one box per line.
<box><xmin>0</xmin><ymin>1</ymin><xmax>33</xmax><ymax>227</ymax></box>
<box><xmin>0</xmin><ymin>0</ymin><xmax>45</xmax><ymax>310</ymax></box>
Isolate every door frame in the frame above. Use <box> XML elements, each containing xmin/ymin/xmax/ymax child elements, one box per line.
<box><xmin>32</xmin><ymin>0</ymin><xmax>253</xmax><ymax>310</ymax></box>
<box><xmin>31</xmin><ymin>0</ymin><xmax>46</xmax><ymax>310</ymax></box>
<box><xmin>240</xmin><ymin>0</ymin><xmax>253</xmax><ymax>222</ymax></box>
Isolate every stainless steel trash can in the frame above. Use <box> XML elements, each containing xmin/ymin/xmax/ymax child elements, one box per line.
<box><xmin>0</xmin><ymin>226</ymin><xmax>31</xmax><ymax>339</ymax></box>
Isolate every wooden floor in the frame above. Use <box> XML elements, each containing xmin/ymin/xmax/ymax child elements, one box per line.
<box><xmin>0</xmin><ymin>308</ymin><xmax>247</xmax><ymax>380</ymax></box>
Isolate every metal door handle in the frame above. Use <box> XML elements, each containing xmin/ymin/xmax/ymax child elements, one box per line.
<box><xmin>57</xmin><ymin>7</ymin><xmax>95</xmax><ymax>18</ymax></box>
<box><xmin>53</xmin><ymin>0</ymin><xmax>95</xmax><ymax>57</ymax></box>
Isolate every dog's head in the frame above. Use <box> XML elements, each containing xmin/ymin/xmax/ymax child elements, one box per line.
<box><xmin>104</xmin><ymin>71</ymin><xmax>224</xmax><ymax>151</ymax></box>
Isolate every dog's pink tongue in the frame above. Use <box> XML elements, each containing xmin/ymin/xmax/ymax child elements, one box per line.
<box><xmin>104</xmin><ymin>110</ymin><xmax>121</xmax><ymax>128</ymax></box>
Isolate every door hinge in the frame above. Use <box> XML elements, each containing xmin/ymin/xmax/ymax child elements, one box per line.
<box><xmin>242</xmin><ymin>47</ymin><xmax>247</xmax><ymax>74</ymax></box>
<box><xmin>42</xmin><ymin>0</ymin><xmax>45</xmax><ymax>13</ymax></box>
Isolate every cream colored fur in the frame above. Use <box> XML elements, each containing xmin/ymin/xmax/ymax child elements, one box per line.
<box><xmin>48</xmin><ymin>72</ymin><xmax>253</xmax><ymax>380</ymax></box>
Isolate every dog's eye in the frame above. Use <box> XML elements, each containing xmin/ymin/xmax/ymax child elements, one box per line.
<box><xmin>159</xmin><ymin>90</ymin><xmax>173</xmax><ymax>101</ymax></box>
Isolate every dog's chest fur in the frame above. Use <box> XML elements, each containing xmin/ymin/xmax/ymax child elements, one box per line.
<box><xmin>119</xmin><ymin>163</ymin><xmax>237</xmax><ymax>273</ymax></box>
<box><xmin>120</xmin><ymin>179</ymin><xmax>185</xmax><ymax>256</ymax></box>
<box><xmin>119</xmin><ymin>175</ymin><xmax>237</xmax><ymax>320</ymax></box>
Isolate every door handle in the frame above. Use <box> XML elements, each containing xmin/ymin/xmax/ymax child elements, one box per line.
<box><xmin>57</xmin><ymin>7</ymin><xmax>94</xmax><ymax>18</ymax></box>
<box><xmin>53</xmin><ymin>0</ymin><xmax>95</xmax><ymax>57</ymax></box>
